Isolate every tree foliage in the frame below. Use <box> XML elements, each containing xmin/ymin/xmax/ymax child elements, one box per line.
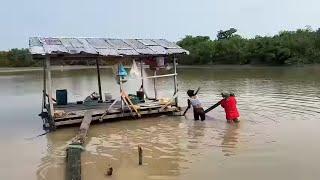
<box><xmin>178</xmin><ymin>28</ymin><xmax>320</xmax><ymax>65</ymax></box>
<box><xmin>0</xmin><ymin>48</ymin><xmax>39</xmax><ymax>67</ymax></box>
<box><xmin>1</xmin><ymin>28</ymin><xmax>320</xmax><ymax>67</ymax></box>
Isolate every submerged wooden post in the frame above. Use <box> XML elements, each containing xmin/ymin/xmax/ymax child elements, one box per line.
<box><xmin>138</xmin><ymin>145</ymin><xmax>143</xmax><ymax>165</ymax></box>
<box><xmin>106</xmin><ymin>165</ymin><xmax>113</xmax><ymax>176</ymax></box>
<box><xmin>66</xmin><ymin>146</ymin><xmax>82</xmax><ymax>180</ymax></box>
<box><xmin>66</xmin><ymin>111</ymin><xmax>92</xmax><ymax>180</ymax></box>
<box><xmin>173</xmin><ymin>56</ymin><xmax>178</xmax><ymax>106</ymax></box>
<box><xmin>96</xmin><ymin>59</ymin><xmax>103</xmax><ymax>101</ymax></box>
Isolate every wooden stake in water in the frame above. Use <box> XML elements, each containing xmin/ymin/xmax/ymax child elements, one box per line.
<box><xmin>106</xmin><ymin>164</ymin><xmax>113</xmax><ymax>176</ymax></box>
<box><xmin>138</xmin><ymin>145</ymin><xmax>143</xmax><ymax>165</ymax></box>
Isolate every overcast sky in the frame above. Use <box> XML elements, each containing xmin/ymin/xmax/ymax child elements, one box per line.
<box><xmin>0</xmin><ymin>0</ymin><xmax>319</xmax><ymax>50</ymax></box>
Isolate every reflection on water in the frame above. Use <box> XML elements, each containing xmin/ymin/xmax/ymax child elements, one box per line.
<box><xmin>1</xmin><ymin>66</ymin><xmax>320</xmax><ymax>180</ymax></box>
<box><xmin>221</xmin><ymin>123</ymin><xmax>240</xmax><ymax>157</ymax></box>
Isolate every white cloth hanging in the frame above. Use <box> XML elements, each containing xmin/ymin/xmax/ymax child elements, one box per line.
<box><xmin>129</xmin><ymin>60</ymin><xmax>140</xmax><ymax>78</ymax></box>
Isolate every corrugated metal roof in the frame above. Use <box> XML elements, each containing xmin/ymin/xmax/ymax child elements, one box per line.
<box><xmin>29</xmin><ymin>37</ymin><xmax>189</xmax><ymax>57</ymax></box>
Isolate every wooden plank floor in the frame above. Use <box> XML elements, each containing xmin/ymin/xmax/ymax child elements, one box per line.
<box><xmin>54</xmin><ymin>100</ymin><xmax>163</xmax><ymax>113</ymax></box>
<box><xmin>54</xmin><ymin>101</ymin><xmax>120</xmax><ymax>113</ymax></box>
<box><xmin>52</xmin><ymin>100</ymin><xmax>173</xmax><ymax>126</ymax></box>
<box><xmin>54</xmin><ymin>107</ymin><xmax>178</xmax><ymax>126</ymax></box>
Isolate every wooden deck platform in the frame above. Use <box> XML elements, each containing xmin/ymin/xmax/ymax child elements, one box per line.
<box><xmin>51</xmin><ymin>100</ymin><xmax>179</xmax><ymax>127</ymax></box>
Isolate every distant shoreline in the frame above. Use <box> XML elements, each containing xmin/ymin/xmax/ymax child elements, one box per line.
<box><xmin>0</xmin><ymin>66</ymin><xmax>112</xmax><ymax>73</ymax></box>
<box><xmin>0</xmin><ymin>64</ymin><xmax>319</xmax><ymax>73</ymax></box>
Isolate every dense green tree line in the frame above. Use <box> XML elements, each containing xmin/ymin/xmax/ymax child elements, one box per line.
<box><xmin>1</xmin><ymin>28</ymin><xmax>320</xmax><ymax>67</ymax></box>
<box><xmin>0</xmin><ymin>48</ymin><xmax>39</xmax><ymax>67</ymax></box>
<box><xmin>177</xmin><ymin>28</ymin><xmax>320</xmax><ymax>65</ymax></box>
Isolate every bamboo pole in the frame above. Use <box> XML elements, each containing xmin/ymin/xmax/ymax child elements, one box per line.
<box><xmin>153</xmin><ymin>70</ymin><xmax>157</xmax><ymax>100</ymax></box>
<box><xmin>140</xmin><ymin>59</ymin><xmax>144</xmax><ymax>88</ymax></box>
<box><xmin>96</xmin><ymin>59</ymin><xmax>103</xmax><ymax>101</ymax></box>
<box><xmin>119</xmin><ymin>64</ymin><xmax>124</xmax><ymax>113</ymax></box>
<box><xmin>173</xmin><ymin>57</ymin><xmax>178</xmax><ymax>106</ymax></box>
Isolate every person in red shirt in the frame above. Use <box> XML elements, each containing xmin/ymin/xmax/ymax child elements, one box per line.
<box><xmin>220</xmin><ymin>92</ymin><xmax>240</xmax><ymax>123</ymax></box>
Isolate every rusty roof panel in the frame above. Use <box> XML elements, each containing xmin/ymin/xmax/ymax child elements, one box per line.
<box><xmin>76</xmin><ymin>38</ymin><xmax>98</xmax><ymax>54</ymax></box>
<box><xmin>134</xmin><ymin>48</ymin><xmax>156</xmax><ymax>55</ymax></box>
<box><xmin>60</xmin><ymin>38</ymin><xmax>86</xmax><ymax>54</ymax></box>
<box><xmin>117</xmin><ymin>49</ymin><xmax>139</xmax><ymax>56</ymax></box>
<box><xmin>29</xmin><ymin>37</ymin><xmax>45</xmax><ymax>55</ymax></box>
<box><xmin>123</xmin><ymin>39</ymin><xmax>146</xmax><ymax>49</ymax></box>
<box><xmin>167</xmin><ymin>48</ymin><xmax>189</xmax><ymax>55</ymax></box>
<box><xmin>60</xmin><ymin>38</ymin><xmax>84</xmax><ymax>48</ymax></box>
<box><xmin>39</xmin><ymin>38</ymin><xmax>68</xmax><ymax>54</ymax></box>
<box><xmin>85</xmin><ymin>38</ymin><xmax>113</xmax><ymax>49</ymax></box>
<box><xmin>29</xmin><ymin>37</ymin><xmax>188</xmax><ymax>57</ymax></box>
<box><xmin>138</xmin><ymin>39</ymin><xmax>158</xmax><ymax>46</ymax></box>
<box><xmin>148</xmin><ymin>46</ymin><xmax>167</xmax><ymax>55</ymax></box>
<box><xmin>152</xmin><ymin>39</ymin><xmax>180</xmax><ymax>49</ymax></box>
<box><xmin>123</xmin><ymin>39</ymin><xmax>155</xmax><ymax>55</ymax></box>
<box><xmin>107</xmin><ymin>39</ymin><xmax>132</xmax><ymax>49</ymax></box>
<box><xmin>42</xmin><ymin>38</ymin><xmax>62</xmax><ymax>45</ymax></box>
<box><xmin>29</xmin><ymin>37</ymin><xmax>42</xmax><ymax>47</ymax></box>
<box><xmin>96</xmin><ymin>48</ymin><xmax>119</xmax><ymax>56</ymax></box>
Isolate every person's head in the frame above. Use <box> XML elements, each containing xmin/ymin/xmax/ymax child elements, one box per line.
<box><xmin>187</xmin><ymin>90</ymin><xmax>195</xmax><ymax>97</ymax></box>
<box><xmin>221</xmin><ymin>92</ymin><xmax>230</xmax><ymax>99</ymax></box>
<box><xmin>230</xmin><ymin>92</ymin><xmax>235</xmax><ymax>97</ymax></box>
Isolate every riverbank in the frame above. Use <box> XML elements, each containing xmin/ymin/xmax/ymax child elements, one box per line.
<box><xmin>0</xmin><ymin>65</ymin><xmax>112</xmax><ymax>73</ymax></box>
<box><xmin>1</xmin><ymin>64</ymin><xmax>320</xmax><ymax>73</ymax></box>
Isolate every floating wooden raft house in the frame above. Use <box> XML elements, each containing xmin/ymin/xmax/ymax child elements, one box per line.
<box><xmin>29</xmin><ymin>37</ymin><xmax>189</xmax><ymax>130</ymax></box>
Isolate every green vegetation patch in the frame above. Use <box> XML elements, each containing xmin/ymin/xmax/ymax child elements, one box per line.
<box><xmin>178</xmin><ymin>27</ymin><xmax>320</xmax><ymax>65</ymax></box>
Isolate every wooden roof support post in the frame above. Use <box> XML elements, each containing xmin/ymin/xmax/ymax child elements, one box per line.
<box><xmin>42</xmin><ymin>59</ymin><xmax>47</xmax><ymax>110</ymax></box>
<box><xmin>140</xmin><ymin>59</ymin><xmax>144</xmax><ymax>88</ymax></box>
<box><xmin>173</xmin><ymin>56</ymin><xmax>178</xmax><ymax>106</ymax></box>
<box><xmin>46</xmin><ymin>56</ymin><xmax>55</xmax><ymax>128</ymax></box>
<box><xmin>139</xmin><ymin>58</ymin><xmax>149</xmax><ymax>99</ymax></box>
<box><xmin>153</xmin><ymin>70</ymin><xmax>157</xmax><ymax>100</ymax></box>
<box><xmin>96</xmin><ymin>58</ymin><xmax>103</xmax><ymax>101</ymax></box>
<box><xmin>118</xmin><ymin>64</ymin><xmax>124</xmax><ymax>114</ymax></box>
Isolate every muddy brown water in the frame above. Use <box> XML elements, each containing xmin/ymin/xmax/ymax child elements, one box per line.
<box><xmin>0</xmin><ymin>66</ymin><xmax>320</xmax><ymax>180</ymax></box>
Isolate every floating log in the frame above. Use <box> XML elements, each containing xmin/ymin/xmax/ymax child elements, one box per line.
<box><xmin>73</xmin><ymin>111</ymin><xmax>93</xmax><ymax>144</ymax></box>
<box><xmin>66</xmin><ymin>110</ymin><xmax>92</xmax><ymax>180</ymax></box>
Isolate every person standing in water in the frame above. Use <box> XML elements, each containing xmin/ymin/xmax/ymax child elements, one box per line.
<box><xmin>183</xmin><ymin>88</ymin><xmax>206</xmax><ymax>121</ymax></box>
<box><xmin>220</xmin><ymin>92</ymin><xmax>240</xmax><ymax>123</ymax></box>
